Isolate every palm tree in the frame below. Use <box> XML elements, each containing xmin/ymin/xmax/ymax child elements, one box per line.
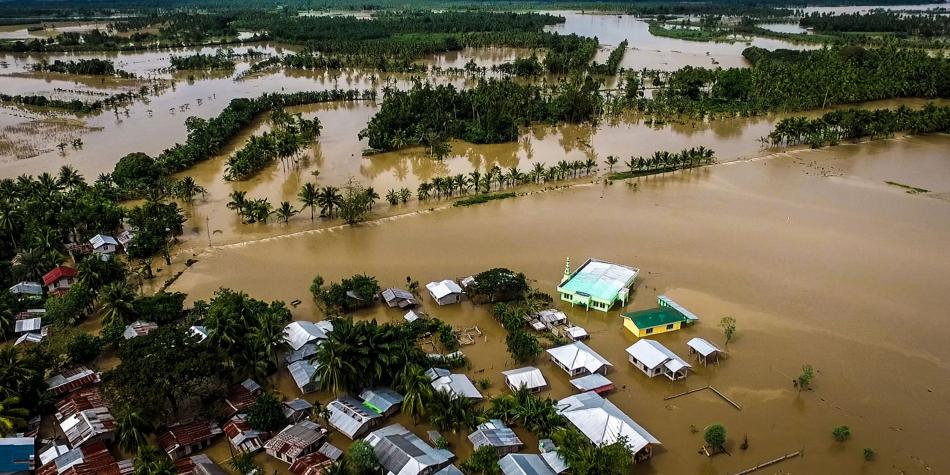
<box><xmin>250</xmin><ymin>311</ymin><xmax>287</xmax><ymax>368</ymax></box>
<box><xmin>275</xmin><ymin>201</ymin><xmax>298</xmax><ymax>224</ymax></box>
<box><xmin>317</xmin><ymin>186</ymin><xmax>342</xmax><ymax>217</ymax></box>
<box><xmin>417</xmin><ymin>183</ymin><xmax>431</xmax><ymax>201</ymax></box>
<box><xmin>386</xmin><ymin>189</ymin><xmax>399</xmax><ymax>206</ymax></box>
<box><xmin>0</xmin><ymin>348</ymin><xmax>33</xmax><ymax>398</ymax></box>
<box><xmin>133</xmin><ymin>446</ymin><xmax>176</xmax><ymax>475</ymax></box>
<box><xmin>468</xmin><ymin>171</ymin><xmax>482</xmax><ymax>193</ymax></box>
<box><xmin>116</xmin><ymin>411</ymin><xmax>152</xmax><ymax>454</ymax></box>
<box><xmin>298</xmin><ymin>182</ymin><xmax>319</xmax><ymax>221</ymax></box>
<box><xmin>227</xmin><ymin>190</ymin><xmax>249</xmax><ymax>218</ymax></box>
<box><xmin>584</xmin><ymin>158</ymin><xmax>597</xmax><ymax>175</ymax></box>
<box><xmin>57</xmin><ymin>165</ymin><xmax>84</xmax><ymax>190</ymax></box>
<box><xmin>396</xmin><ymin>364</ymin><xmax>431</xmax><ymax>424</ymax></box>
<box><xmin>248</xmin><ymin>199</ymin><xmax>273</xmax><ymax>224</ymax></box>
<box><xmin>398</xmin><ymin>188</ymin><xmax>411</xmax><ymax>204</ymax></box>
<box><xmin>0</xmin><ymin>396</ymin><xmax>27</xmax><ymax>436</ymax></box>
<box><xmin>313</xmin><ymin>338</ymin><xmax>355</xmax><ymax>395</ymax></box>
<box><xmin>605</xmin><ymin>155</ymin><xmax>619</xmax><ymax>172</ymax></box>
<box><xmin>364</xmin><ymin>187</ymin><xmax>380</xmax><ymax>208</ymax></box>
<box><xmin>99</xmin><ymin>282</ymin><xmax>137</xmax><ymax>329</ymax></box>
<box><xmin>531</xmin><ymin>163</ymin><xmax>546</xmax><ymax>184</ymax></box>
<box><xmin>173</xmin><ymin>176</ymin><xmax>205</xmax><ymax>203</ymax></box>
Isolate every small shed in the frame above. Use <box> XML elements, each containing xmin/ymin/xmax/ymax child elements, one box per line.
<box><xmin>501</xmin><ymin>367</ymin><xmax>547</xmax><ymax>393</ymax></box>
<box><xmin>316</xmin><ymin>443</ymin><xmax>342</xmax><ymax>461</ymax></box>
<box><xmin>381</xmin><ymin>289</ymin><xmax>418</xmax><ymax>309</ymax></box>
<box><xmin>116</xmin><ymin>230</ymin><xmax>134</xmax><ymax>247</ymax></box>
<box><xmin>536</xmin><ymin>310</ymin><xmax>567</xmax><ymax>330</ymax></box>
<box><xmin>426</xmin><ymin>280</ymin><xmax>463</xmax><ymax>306</ymax></box>
<box><xmin>14</xmin><ymin>317</ymin><xmax>42</xmax><ymax>334</ymax></box>
<box><xmin>404</xmin><ymin>309</ymin><xmax>425</xmax><ymax>323</ymax></box>
<box><xmin>282</xmin><ymin>399</ymin><xmax>313</xmax><ymax>423</ymax></box>
<box><xmin>625</xmin><ymin>340</ymin><xmax>691</xmax><ymax>381</ymax></box>
<box><xmin>468</xmin><ymin>420</ymin><xmax>523</xmax><ymax>456</ymax></box>
<box><xmin>288</xmin><ymin>452</ymin><xmax>333</xmax><ymax>475</ymax></box>
<box><xmin>358</xmin><ymin>387</ymin><xmax>404</xmax><ymax>417</ymax></box>
<box><xmin>45</xmin><ymin>367</ymin><xmax>100</xmax><ymax>396</ymax></box>
<box><xmin>88</xmin><ymin>235</ymin><xmax>119</xmax><ymax>260</ymax></box>
<box><xmin>563</xmin><ymin>326</ymin><xmax>588</xmax><ymax>341</ymax></box>
<box><xmin>686</xmin><ymin>337</ymin><xmax>722</xmax><ymax>366</ymax></box>
<box><xmin>42</xmin><ymin>266</ymin><xmax>77</xmax><ymax>293</ymax></box>
<box><xmin>189</xmin><ymin>326</ymin><xmax>209</xmax><ymax>343</ymax></box>
<box><xmin>122</xmin><ymin>321</ymin><xmax>158</xmax><ymax>340</ymax></box>
<box><xmin>175</xmin><ymin>454</ymin><xmax>229</xmax><ymax>475</ymax></box>
<box><xmin>569</xmin><ymin>373</ymin><xmax>614</xmax><ymax>395</ymax></box>
<box><xmin>326</xmin><ymin>396</ymin><xmax>381</xmax><ymax>439</ymax></box>
<box><xmin>9</xmin><ymin>281</ymin><xmax>42</xmax><ymax>296</ymax></box>
<box><xmin>288</xmin><ymin>360</ymin><xmax>320</xmax><ymax>394</ymax></box>
<box><xmin>264</xmin><ymin>420</ymin><xmax>326</xmax><ymax>465</ymax></box>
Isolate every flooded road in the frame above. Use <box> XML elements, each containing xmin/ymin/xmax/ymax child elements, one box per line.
<box><xmin>169</xmin><ymin>133</ymin><xmax>950</xmax><ymax>474</ymax></box>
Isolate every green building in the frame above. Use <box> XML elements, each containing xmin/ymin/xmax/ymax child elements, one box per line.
<box><xmin>557</xmin><ymin>258</ymin><xmax>639</xmax><ymax>312</ymax></box>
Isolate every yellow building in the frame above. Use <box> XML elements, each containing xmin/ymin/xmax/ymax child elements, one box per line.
<box><xmin>621</xmin><ymin>308</ymin><xmax>687</xmax><ymax>337</ymax></box>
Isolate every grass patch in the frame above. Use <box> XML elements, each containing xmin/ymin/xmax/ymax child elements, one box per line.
<box><xmin>885</xmin><ymin>181</ymin><xmax>929</xmax><ymax>194</ymax></box>
<box><xmin>453</xmin><ymin>192</ymin><xmax>517</xmax><ymax>207</ymax></box>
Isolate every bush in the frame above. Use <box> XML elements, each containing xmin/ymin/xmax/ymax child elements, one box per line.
<box><xmin>704</xmin><ymin>424</ymin><xmax>727</xmax><ymax>450</ymax></box>
<box><xmin>67</xmin><ymin>333</ymin><xmax>102</xmax><ymax>364</ymax></box>
<box><xmin>133</xmin><ymin>292</ymin><xmax>187</xmax><ymax>325</ymax></box>
<box><xmin>311</xmin><ymin>273</ymin><xmax>380</xmax><ymax>313</ymax></box>
<box><xmin>505</xmin><ymin>330</ymin><xmax>541</xmax><ymax>363</ymax></box>
<box><xmin>863</xmin><ymin>447</ymin><xmax>876</xmax><ymax>461</ymax></box>
<box><xmin>832</xmin><ymin>425</ymin><xmax>851</xmax><ymax>442</ymax></box>
<box><xmin>246</xmin><ymin>392</ymin><xmax>288</xmax><ymax>432</ymax></box>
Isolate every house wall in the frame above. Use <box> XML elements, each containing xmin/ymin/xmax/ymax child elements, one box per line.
<box><xmin>559</xmin><ymin>291</ymin><xmax>619</xmax><ymax>313</ymax></box>
<box><xmin>48</xmin><ymin>277</ymin><xmax>74</xmax><ymax>291</ymax></box>
<box><xmin>628</xmin><ymin>355</ymin><xmax>660</xmax><ymax>377</ymax></box>
<box><xmin>623</xmin><ymin>320</ymin><xmax>682</xmax><ymax>338</ymax></box>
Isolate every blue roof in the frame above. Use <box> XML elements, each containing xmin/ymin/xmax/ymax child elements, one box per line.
<box><xmin>0</xmin><ymin>437</ymin><xmax>34</xmax><ymax>473</ymax></box>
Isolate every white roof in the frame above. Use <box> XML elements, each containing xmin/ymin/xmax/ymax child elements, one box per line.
<box><xmin>15</xmin><ymin>317</ymin><xmax>42</xmax><ymax>333</ymax></box>
<box><xmin>189</xmin><ymin>325</ymin><xmax>209</xmax><ymax>342</ymax></box>
<box><xmin>39</xmin><ymin>443</ymin><xmax>70</xmax><ymax>466</ymax></box>
<box><xmin>502</xmin><ymin>367</ymin><xmax>547</xmax><ymax>391</ymax></box>
<box><xmin>117</xmin><ymin>230</ymin><xmax>134</xmax><ymax>246</ymax></box>
<box><xmin>10</xmin><ymin>281</ymin><xmax>42</xmax><ymax>295</ymax></box>
<box><xmin>426</xmin><ymin>280</ymin><xmax>462</xmax><ymax>300</ymax></box>
<box><xmin>89</xmin><ymin>234</ymin><xmax>118</xmax><ymax>249</ymax></box>
<box><xmin>625</xmin><ymin>339</ymin><xmax>690</xmax><ymax>372</ymax></box>
<box><xmin>427</xmin><ymin>369</ymin><xmax>483</xmax><ymax>400</ymax></box>
<box><xmin>557</xmin><ymin>391</ymin><xmax>660</xmax><ymax>453</ymax></box>
<box><xmin>537</xmin><ymin>309</ymin><xmax>567</xmax><ymax>324</ymax></box>
<box><xmin>546</xmin><ymin>342</ymin><xmax>612</xmax><ymax>373</ymax></box>
<box><xmin>15</xmin><ymin>332</ymin><xmax>44</xmax><ymax>346</ymax></box>
<box><xmin>565</xmin><ymin>326</ymin><xmax>588</xmax><ymax>339</ymax></box>
<box><xmin>569</xmin><ymin>373</ymin><xmax>612</xmax><ymax>392</ymax></box>
<box><xmin>686</xmin><ymin>337</ymin><xmax>720</xmax><ymax>357</ymax></box>
<box><xmin>404</xmin><ymin>310</ymin><xmax>423</xmax><ymax>323</ymax></box>
<box><xmin>283</xmin><ymin>321</ymin><xmax>329</xmax><ymax>351</ymax></box>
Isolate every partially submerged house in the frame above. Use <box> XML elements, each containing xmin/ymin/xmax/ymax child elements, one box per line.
<box><xmin>426</xmin><ymin>368</ymin><xmax>483</xmax><ymax>400</ymax></box>
<box><xmin>326</xmin><ymin>396</ymin><xmax>381</xmax><ymax>440</ymax></box>
<box><xmin>569</xmin><ymin>373</ymin><xmax>614</xmax><ymax>395</ymax></box>
<box><xmin>365</xmin><ymin>424</ymin><xmax>454</xmax><ymax>475</ymax></box>
<box><xmin>288</xmin><ymin>360</ymin><xmax>320</xmax><ymax>394</ymax></box>
<box><xmin>223</xmin><ymin>414</ymin><xmax>265</xmax><ymax>454</ymax></box>
<box><xmin>467</xmin><ymin>420</ymin><xmax>523</xmax><ymax>456</ymax></box>
<box><xmin>285</xmin><ymin>342</ymin><xmax>320</xmax><ymax>365</ymax></box>
<box><xmin>289</xmin><ymin>452</ymin><xmax>333</xmax><ymax>475</ymax></box>
<box><xmin>88</xmin><ymin>235</ymin><xmax>119</xmax><ymax>260</ymax></box>
<box><xmin>426</xmin><ymin>280</ymin><xmax>463</xmax><ymax>306</ymax></box>
<box><xmin>562</xmin><ymin>326</ymin><xmax>588</xmax><ymax>341</ymax></box>
<box><xmin>621</xmin><ymin>295</ymin><xmax>699</xmax><ymax>338</ymax></box>
<box><xmin>537</xmin><ymin>440</ymin><xmax>568</xmax><ymax>474</ymax></box>
<box><xmin>42</xmin><ymin>266</ymin><xmax>77</xmax><ymax>294</ymax></box>
<box><xmin>35</xmin><ymin>442</ymin><xmax>132</xmax><ymax>475</ymax></box>
<box><xmin>557</xmin><ymin>391</ymin><xmax>660</xmax><ymax>463</ymax></box>
<box><xmin>9</xmin><ymin>281</ymin><xmax>42</xmax><ymax>296</ymax></box>
<box><xmin>381</xmin><ymin>289</ymin><xmax>418</xmax><ymax>309</ymax></box>
<box><xmin>158</xmin><ymin>421</ymin><xmax>222</xmax><ymax>461</ymax></box>
<box><xmin>501</xmin><ymin>367</ymin><xmax>547</xmax><ymax>393</ymax></box>
<box><xmin>497</xmin><ymin>454</ymin><xmax>557</xmax><ymax>475</ymax></box>
<box><xmin>686</xmin><ymin>337</ymin><xmax>722</xmax><ymax>366</ymax></box>
<box><xmin>282</xmin><ymin>399</ymin><xmax>313</xmax><ymax>423</ymax></box>
<box><xmin>122</xmin><ymin>321</ymin><xmax>158</xmax><ymax>340</ymax></box>
<box><xmin>174</xmin><ymin>454</ymin><xmax>229</xmax><ymax>475</ymax></box>
<box><xmin>0</xmin><ymin>436</ymin><xmax>34</xmax><ymax>474</ymax></box>
<box><xmin>54</xmin><ymin>388</ymin><xmax>115</xmax><ymax>448</ymax></box>
<box><xmin>264</xmin><ymin>420</ymin><xmax>326</xmax><ymax>465</ymax></box>
<box><xmin>283</xmin><ymin>321</ymin><xmax>331</xmax><ymax>351</ymax></box>
<box><xmin>535</xmin><ymin>310</ymin><xmax>567</xmax><ymax>330</ymax></box>
<box><xmin>224</xmin><ymin>379</ymin><xmax>262</xmax><ymax>416</ymax></box>
<box><xmin>556</xmin><ymin>258</ymin><xmax>638</xmax><ymax>312</ymax></box>
<box><xmin>404</xmin><ymin>309</ymin><xmax>425</xmax><ymax>323</ymax></box>
<box><xmin>625</xmin><ymin>339</ymin><xmax>691</xmax><ymax>381</ymax></box>
<box><xmin>359</xmin><ymin>387</ymin><xmax>404</xmax><ymax>417</ymax></box>
<box><xmin>45</xmin><ymin>367</ymin><xmax>100</xmax><ymax>396</ymax></box>
<box><xmin>546</xmin><ymin>342</ymin><xmax>612</xmax><ymax>377</ymax></box>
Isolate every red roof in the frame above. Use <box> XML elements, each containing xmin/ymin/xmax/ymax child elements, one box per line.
<box><xmin>43</xmin><ymin>266</ymin><xmax>77</xmax><ymax>286</ymax></box>
<box><xmin>289</xmin><ymin>453</ymin><xmax>332</xmax><ymax>475</ymax></box>
<box><xmin>158</xmin><ymin>421</ymin><xmax>221</xmax><ymax>455</ymax></box>
<box><xmin>224</xmin><ymin>379</ymin><xmax>261</xmax><ymax>415</ymax></box>
<box><xmin>37</xmin><ymin>441</ymin><xmax>133</xmax><ymax>475</ymax></box>
<box><xmin>47</xmin><ymin>367</ymin><xmax>101</xmax><ymax>396</ymax></box>
<box><xmin>56</xmin><ymin>386</ymin><xmax>107</xmax><ymax>420</ymax></box>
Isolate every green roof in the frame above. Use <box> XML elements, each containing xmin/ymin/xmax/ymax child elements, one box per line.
<box><xmin>621</xmin><ymin>307</ymin><xmax>687</xmax><ymax>329</ymax></box>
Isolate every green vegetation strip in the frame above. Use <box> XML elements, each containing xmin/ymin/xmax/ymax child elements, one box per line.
<box><xmin>453</xmin><ymin>192</ymin><xmax>517</xmax><ymax>207</ymax></box>
<box><xmin>885</xmin><ymin>181</ymin><xmax>930</xmax><ymax>193</ymax></box>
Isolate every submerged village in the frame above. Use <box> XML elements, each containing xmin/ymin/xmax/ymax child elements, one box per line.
<box><xmin>0</xmin><ymin>1</ymin><xmax>949</xmax><ymax>475</ymax></box>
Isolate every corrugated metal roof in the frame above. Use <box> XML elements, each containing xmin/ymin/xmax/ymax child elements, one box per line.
<box><xmin>288</xmin><ymin>361</ymin><xmax>319</xmax><ymax>394</ymax></box>
<box><xmin>498</xmin><ymin>454</ymin><xmax>556</xmax><ymax>475</ymax></box>
<box><xmin>366</xmin><ymin>424</ymin><xmax>453</xmax><ymax>475</ymax></box>
<box><xmin>14</xmin><ymin>317</ymin><xmax>41</xmax><ymax>333</ymax></box>
<box><xmin>429</xmin><ymin>371</ymin><xmax>482</xmax><ymax>400</ymax></box>
<box><xmin>557</xmin><ymin>259</ymin><xmax>638</xmax><ymax>301</ymax></box>
<box><xmin>556</xmin><ymin>392</ymin><xmax>659</xmax><ymax>454</ymax></box>
<box><xmin>426</xmin><ymin>280</ymin><xmax>462</xmax><ymax>300</ymax></box>
<box><xmin>659</xmin><ymin>295</ymin><xmax>700</xmax><ymax>321</ymax></box>
<box><xmin>316</xmin><ymin>443</ymin><xmax>342</xmax><ymax>461</ymax></box>
<box><xmin>283</xmin><ymin>322</ymin><xmax>329</xmax><ymax>351</ymax></box>
<box><xmin>468</xmin><ymin>420</ymin><xmax>522</xmax><ymax>451</ymax></box>
<box><xmin>686</xmin><ymin>337</ymin><xmax>720</xmax><ymax>357</ymax></box>
<box><xmin>625</xmin><ymin>340</ymin><xmax>690</xmax><ymax>372</ymax></box>
<box><xmin>264</xmin><ymin>420</ymin><xmax>325</xmax><ymax>461</ymax></box>
<box><xmin>569</xmin><ymin>373</ymin><xmax>613</xmax><ymax>392</ymax></box>
<box><xmin>502</xmin><ymin>367</ymin><xmax>547</xmax><ymax>391</ymax></box>
<box><xmin>9</xmin><ymin>281</ymin><xmax>42</xmax><ymax>295</ymax></box>
<box><xmin>89</xmin><ymin>235</ymin><xmax>118</xmax><ymax>250</ymax></box>
<box><xmin>327</xmin><ymin>396</ymin><xmax>380</xmax><ymax>439</ymax></box>
<box><xmin>0</xmin><ymin>437</ymin><xmax>34</xmax><ymax>473</ymax></box>
<box><xmin>359</xmin><ymin>387</ymin><xmax>404</xmax><ymax>415</ymax></box>
<box><xmin>46</xmin><ymin>367</ymin><xmax>100</xmax><ymax>395</ymax></box>
<box><xmin>122</xmin><ymin>321</ymin><xmax>157</xmax><ymax>340</ymax></box>
<box><xmin>546</xmin><ymin>342</ymin><xmax>612</xmax><ymax>374</ymax></box>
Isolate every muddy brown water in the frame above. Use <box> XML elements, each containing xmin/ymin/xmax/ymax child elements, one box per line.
<box><xmin>161</xmin><ymin>133</ymin><xmax>950</xmax><ymax>474</ymax></box>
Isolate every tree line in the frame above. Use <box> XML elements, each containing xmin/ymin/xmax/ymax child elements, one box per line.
<box><xmin>224</xmin><ymin>108</ymin><xmax>322</xmax><ymax>181</ymax></box>
<box><xmin>31</xmin><ymin>58</ymin><xmax>136</xmax><ymax>78</ymax></box>
<box><xmin>800</xmin><ymin>11</ymin><xmax>950</xmax><ymax>38</ymax></box>
<box><xmin>768</xmin><ymin>103</ymin><xmax>950</xmax><ymax>147</ymax></box>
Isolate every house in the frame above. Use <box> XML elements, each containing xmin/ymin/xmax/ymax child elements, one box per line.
<box><xmin>223</xmin><ymin>414</ymin><xmax>264</xmax><ymax>453</ymax></box>
<box><xmin>35</xmin><ymin>442</ymin><xmax>132</xmax><ymax>475</ymax></box>
<box><xmin>686</xmin><ymin>337</ymin><xmax>722</xmax><ymax>365</ymax></box>
<box><xmin>42</xmin><ymin>266</ymin><xmax>78</xmax><ymax>294</ymax></box>
<box><xmin>537</xmin><ymin>439</ymin><xmax>568</xmax><ymax>474</ymax></box>
<box><xmin>467</xmin><ymin>420</ymin><xmax>523</xmax><ymax>456</ymax></box>
<box><xmin>284</xmin><ymin>321</ymin><xmax>331</xmax><ymax>351</ymax></box>
<box><xmin>264</xmin><ymin>420</ymin><xmax>326</xmax><ymax>464</ymax></box>
<box><xmin>9</xmin><ymin>282</ymin><xmax>42</xmax><ymax>296</ymax></box>
<box><xmin>36</xmin><ymin>444</ymin><xmax>69</xmax><ymax>468</ymax></box>
<box><xmin>14</xmin><ymin>332</ymin><xmax>44</xmax><ymax>347</ymax></box>
<box><xmin>0</xmin><ymin>437</ymin><xmax>34</xmax><ymax>474</ymax></box>
<box><xmin>285</xmin><ymin>342</ymin><xmax>320</xmax><ymax>365</ymax></box>
<box><xmin>122</xmin><ymin>321</ymin><xmax>158</xmax><ymax>340</ymax></box>
<box><xmin>157</xmin><ymin>421</ymin><xmax>222</xmax><ymax>460</ymax></box>
<box><xmin>116</xmin><ymin>230</ymin><xmax>134</xmax><ymax>248</ymax></box>
<box><xmin>188</xmin><ymin>326</ymin><xmax>209</xmax><ymax>343</ymax></box>
<box><xmin>365</xmin><ymin>424</ymin><xmax>454</xmax><ymax>475</ymax></box>
<box><xmin>625</xmin><ymin>339</ymin><xmax>691</xmax><ymax>381</ymax></box>
<box><xmin>381</xmin><ymin>289</ymin><xmax>418</xmax><ymax>309</ymax></box>
<box><xmin>55</xmin><ymin>388</ymin><xmax>115</xmax><ymax>449</ymax></box>
<box><xmin>288</xmin><ymin>360</ymin><xmax>320</xmax><ymax>394</ymax></box>
<box><xmin>359</xmin><ymin>387</ymin><xmax>404</xmax><ymax>417</ymax></box>
<box><xmin>224</xmin><ymin>379</ymin><xmax>262</xmax><ymax>416</ymax></box>
<box><xmin>621</xmin><ymin>295</ymin><xmax>699</xmax><ymax>337</ymax></box>
<box><xmin>404</xmin><ymin>309</ymin><xmax>424</xmax><ymax>323</ymax></box>
<box><xmin>289</xmin><ymin>452</ymin><xmax>333</xmax><ymax>475</ymax></box>
<box><xmin>425</xmin><ymin>280</ymin><xmax>463</xmax><ymax>306</ymax></box>
<box><xmin>45</xmin><ymin>367</ymin><xmax>100</xmax><ymax>396</ymax></box>
<box><xmin>501</xmin><ymin>367</ymin><xmax>547</xmax><ymax>393</ymax></box>
<box><xmin>326</xmin><ymin>396</ymin><xmax>381</xmax><ymax>439</ymax></box>
<box><xmin>562</xmin><ymin>326</ymin><xmax>588</xmax><ymax>341</ymax></box>
<box><xmin>557</xmin><ymin>391</ymin><xmax>660</xmax><ymax>462</ymax></box>
<box><xmin>317</xmin><ymin>443</ymin><xmax>342</xmax><ymax>462</ymax></box>
<box><xmin>546</xmin><ymin>342</ymin><xmax>612</xmax><ymax>377</ymax></box>
<box><xmin>174</xmin><ymin>454</ymin><xmax>228</xmax><ymax>475</ymax></box>
<box><xmin>556</xmin><ymin>258</ymin><xmax>638</xmax><ymax>312</ymax></box>
<box><xmin>535</xmin><ymin>310</ymin><xmax>566</xmax><ymax>330</ymax></box>
<box><xmin>569</xmin><ymin>373</ymin><xmax>614</xmax><ymax>395</ymax></box>
<box><xmin>14</xmin><ymin>317</ymin><xmax>41</xmax><ymax>334</ymax></box>
<box><xmin>497</xmin><ymin>454</ymin><xmax>556</xmax><ymax>475</ymax></box>
<box><xmin>426</xmin><ymin>368</ymin><xmax>483</xmax><ymax>400</ymax></box>
<box><xmin>282</xmin><ymin>399</ymin><xmax>313</xmax><ymax>423</ymax></box>
<box><xmin>88</xmin><ymin>235</ymin><xmax>119</xmax><ymax>260</ymax></box>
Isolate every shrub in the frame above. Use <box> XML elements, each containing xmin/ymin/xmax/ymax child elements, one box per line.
<box><xmin>704</xmin><ymin>424</ymin><xmax>727</xmax><ymax>450</ymax></box>
<box><xmin>832</xmin><ymin>425</ymin><xmax>851</xmax><ymax>442</ymax></box>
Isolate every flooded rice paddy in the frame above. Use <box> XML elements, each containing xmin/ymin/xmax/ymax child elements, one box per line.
<box><xmin>2</xmin><ymin>8</ymin><xmax>950</xmax><ymax>474</ymax></box>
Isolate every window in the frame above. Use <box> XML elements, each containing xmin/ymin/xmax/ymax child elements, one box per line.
<box><xmin>645</xmin><ymin>328</ymin><xmax>653</xmax><ymax>334</ymax></box>
<box><xmin>666</xmin><ymin>324</ymin><xmax>674</xmax><ymax>330</ymax></box>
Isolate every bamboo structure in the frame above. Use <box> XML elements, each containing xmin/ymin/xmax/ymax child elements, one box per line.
<box><xmin>732</xmin><ymin>451</ymin><xmax>802</xmax><ymax>475</ymax></box>
<box><xmin>664</xmin><ymin>385</ymin><xmax>742</xmax><ymax>410</ymax></box>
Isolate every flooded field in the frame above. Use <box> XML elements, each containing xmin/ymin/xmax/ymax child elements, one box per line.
<box><xmin>168</xmin><ymin>134</ymin><xmax>950</xmax><ymax>474</ymax></box>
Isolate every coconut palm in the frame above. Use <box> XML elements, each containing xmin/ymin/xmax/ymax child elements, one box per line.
<box><xmin>468</xmin><ymin>171</ymin><xmax>482</xmax><ymax>192</ymax></box>
<box><xmin>604</xmin><ymin>155</ymin><xmax>618</xmax><ymax>172</ymax></box>
<box><xmin>298</xmin><ymin>182</ymin><xmax>319</xmax><ymax>221</ymax></box>
<box><xmin>417</xmin><ymin>183</ymin><xmax>431</xmax><ymax>201</ymax></box>
<box><xmin>247</xmin><ymin>199</ymin><xmax>273</xmax><ymax>224</ymax></box>
<box><xmin>0</xmin><ymin>348</ymin><xmax>33</xmax><ymax>398</ymax></box>
<box><xmin>274</xmin><ymin>201</ymin><xmax>298</xmax><ymax>224</ymax></box>
<box><xmin>57</xmin><ymin>165</ymin><xmax>84</xmax><ymax>190</ymax></box>
<box><xmin>398</xmin><ymin>188</ymin><xmax>411</xmax><ymax>204</ymax></box>
<box><xmin>133</xmin><ymin>445</ymin><xmax>176</xmax><ymax>475</ymax></box>
<box><xmin>396</xmin><ymin>364</ymin><xmax>431</xmax><ymax>424</ymax></box>
<box><xmin>116</xmin><ymin>411</ymin><xmax>152</xmax><ymax>454</ymax></box>
<box><xmin>531</xmin><ymin>163</ymin><xmax>546</xmax><ymax>183</ymax></box>
<box><xmin>227</xmin><ymin>190</ymin><xmax>249</xmax><ymax>218</ymax></box>
<box><xmin>584</xmin><ymin>158</ymin><xmax>597</xmax><ymax>175</ymax></box>
<box><xmin>364</xmin><ymin>187</ymin><xmax>380</xmax><ymax>208</ymax></box>
<box><xmin>313</xmin><ymin>338</ymin><xmax>355</xmax><ymax>395</ymax></box>
<box><xmin>99</xmin><ymin>282</ymin><xmax>137</xmax><ymax>329</ymax></box>
<box><xmin>386</xmin><ymin>189</ymin><xmax>399</xmax><ymax>206</ymax></box>
<box><xmin>317</xmin><ymin>186</ymin><xmax>342</xmax><ymax>217</ymax></box>
<box><xmin>173</xmin><ymin>176</ymin><xmax>206</xmax><ymax>203</ymax></box>
<box><xmin>250</xmin><ymin>310</ymin><xmax>287</xmax><ymax>368</ymax></box>
<box><xmin>0</xmin><ymin>397</ymin><xmax>27</xmax><ymax>436</ymax></box>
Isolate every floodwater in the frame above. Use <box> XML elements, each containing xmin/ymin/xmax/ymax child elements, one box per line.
<box><xmin>168</xmin><ymin>134</ymin><xmax>950</xmax><ymax>474</ymax></box>
<box><xmin>800</xmin><ymin>3</ymin><xmax>948</xmax><ymax>14</ymax></box>
<box><xmin>757</xmin><ymin>22</ymin><xmax>810</xmax><ymax>35</ymax></box>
